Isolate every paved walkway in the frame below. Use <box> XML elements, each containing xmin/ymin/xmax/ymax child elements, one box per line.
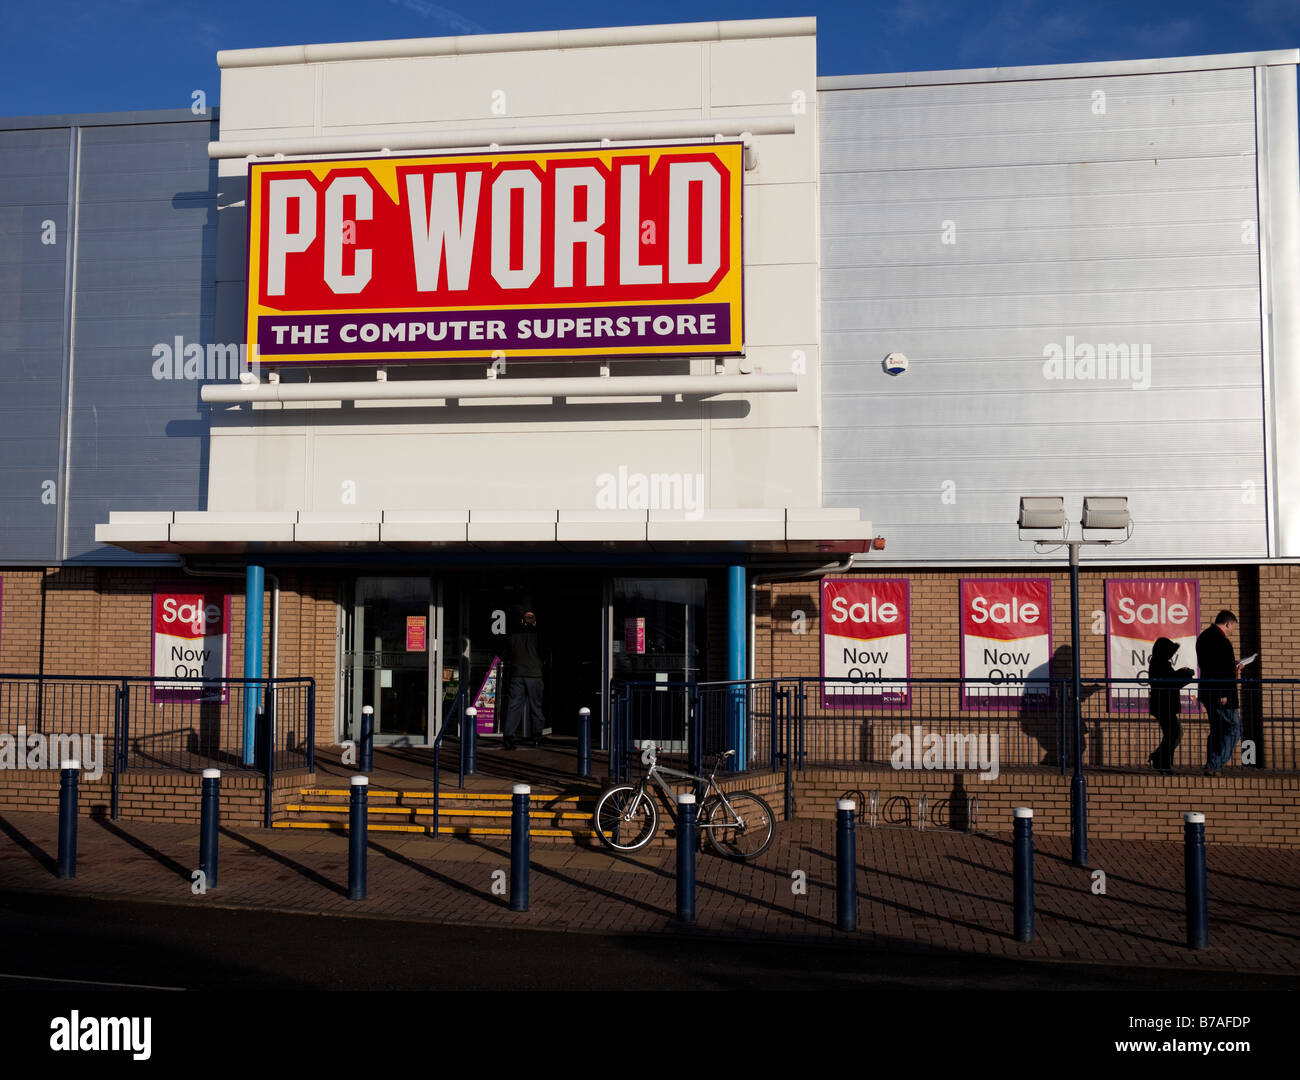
<box><xmin>0</xmin><ymin>809</ymin><xmax>1296</xmax><ymax>979</ymax></box>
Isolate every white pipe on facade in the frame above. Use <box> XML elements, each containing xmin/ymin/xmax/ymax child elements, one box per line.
<box><xmin>209</xmin><ymin>117</ymin><xmax>792</xmax><ymax>159</ymax></box>
<box><xmin>201</xmin><ymin>373</ymin><xmax>796</xmax><ymax>404</ymax></box>
<box><xmin>217</xmin><ymin>18</ymin><xmax>817</xmax><ymax>68</ymax></box>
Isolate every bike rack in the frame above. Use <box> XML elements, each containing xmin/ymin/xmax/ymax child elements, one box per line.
<box><xmin>968</xmin><ymin>794</ymin><xmax>979</xmax><ymax>834</ymax></box>
<box><xmin>917</xmin><ymin>792</ymin><xmax>928</xmax><ymax>831</ymax></box>
<box><xmin>867</xmin><ymin>789</ymin><xmax>879</xmax><ymax>828</ymax></box>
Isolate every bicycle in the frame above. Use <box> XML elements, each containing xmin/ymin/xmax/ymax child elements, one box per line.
<box><xmin>592</xmin><ymin>744</ymin><xmax>775</xmax><ymax>859</ymax></box>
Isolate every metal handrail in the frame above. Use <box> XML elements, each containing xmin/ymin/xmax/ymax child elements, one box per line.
<box><xmin>0</xmin><ymin>674</ymin><xmax>316</xmax><ymax>822</ymax></box>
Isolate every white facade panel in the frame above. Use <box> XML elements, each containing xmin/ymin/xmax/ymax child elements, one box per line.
<box><xmin>209</xmin><ymin>20</ymin><xmax>821</xmax><ymax>521</ymax></box>
<box><xmin>216</xmin><ymin>65</ymin><xmax>318</xmax><ymax>136</ymax></box>
<box><xmin>318</xmin><ymin>45</ymin><xmax>706</xmax><ymax>128</ymax></box>
<box><xmin>709</xmin><ymin>36</ymin><xmax>817</xmax><ymax>108</ymax></box>
<box><xmin>302</xmin><ymin>426</ymin><xmax>708</xmax><ymax>512</ymax></box>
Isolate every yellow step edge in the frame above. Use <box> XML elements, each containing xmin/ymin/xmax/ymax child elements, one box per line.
<box><xmin>301</xmin><ymin>788</ymin><xmax>587</xmax><ymax>803</ymax></box>
<box><xmin>271</xmin><ymin>820</ymin><xmax>597</xmax><ymax>838</ymax></box>
<box><xmin>286</xmin><ymin>804</ymin><xmax>592</xmax><ymax>820</ymax></box>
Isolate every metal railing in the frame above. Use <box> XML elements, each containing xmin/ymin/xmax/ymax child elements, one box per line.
<box><xmin>428</xmin><ymin>682</ymin><xmax>470</xmax><ymax>835</ymax></box>
<box><xmin>1080</xmin><ymin>677</ymin><xmax>1297</xmax><ymax>772</ymax></box>
<box><xmin>608</xmin><ymin>675</ymin><xmax>1300</xmax><ymax>813</ymax></box>
<box><xmin>783</xmin><ymin>677</ymin><xmax>1070</xmax><ymax>772</ymax></box>
<box><xmin>0</xmin><ymin>674</ymin><xmax>315</xmax><ymax>825</ymax></box>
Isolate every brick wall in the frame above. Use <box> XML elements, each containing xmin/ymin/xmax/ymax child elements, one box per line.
<box><xmin>0</xmin><ymin>566</ymin><xmax>342</xmax><ymax>749</ymax></box>
<box><xmin>783</xmin><ymin>767</ymin><xmax>1300</xmax><ymax>848</ymax></box>
<box><xmin>0</xmin><ymin>768</ymin><xmax>307</xmax><ymax>827</ymax></box>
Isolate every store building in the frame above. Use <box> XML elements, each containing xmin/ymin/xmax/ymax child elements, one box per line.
<box><xmin>1</xmin><ymin>20</ymin><xmax>1298</xmax><ymax>826</ymax></box>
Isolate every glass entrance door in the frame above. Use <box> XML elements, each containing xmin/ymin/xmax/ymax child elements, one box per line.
<box><xmin>611</xmin><ymin>578</ymin><xmax>706</xmax><ymax>751</ymax></box>
<box><xmin>346</xmin><ymin>577</ymin><xmax>433</xmax><ymax>745</ymax></box>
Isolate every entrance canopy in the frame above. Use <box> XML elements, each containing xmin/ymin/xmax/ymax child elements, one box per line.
<box><xmin>96</xmin><ymin>507</ymin><xmax>873</xmax><ymax>556</ymax></box>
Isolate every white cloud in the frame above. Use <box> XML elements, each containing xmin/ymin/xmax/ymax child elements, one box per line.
<box><xmin>388</xmin><ymin>0</ymin><xmax>489</xmax><ymax>36</ymax></box>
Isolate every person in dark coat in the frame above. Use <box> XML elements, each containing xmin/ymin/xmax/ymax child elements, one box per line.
<box><xmin>502</xmin><ymin>610</ymin><xmax>546</xmax><ymax>750</ymax></box>
<box><xmin>1195</xmin><ymin>610</ymin><xmax>1244</xmax><ymax>776</ymax></box>
<box><xmin>1147</xmin><ymin>637</ymin><xmax>1194</xmax><ymax>772</ymax></box>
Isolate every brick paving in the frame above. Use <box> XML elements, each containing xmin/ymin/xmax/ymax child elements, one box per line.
<box><xmin>0</xmin><ymin>808</ymin><xmax>1297</xmax><ymax>978</ymax></box>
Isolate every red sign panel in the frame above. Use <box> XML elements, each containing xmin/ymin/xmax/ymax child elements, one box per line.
<box><xmin>820</xmin><ymin>578</ymin><xmax>911</xmax><ymax>706</ymax></box>
<box><xmin>1105</xmin><ymin>579</ymin><xmax>1200</xmax><ymax>712</ymax></box>
<box><xmin>960</xmin><ymin>579</ymin><xmax>1052</xmax><ymax>707</ymax></box>
<box><xmin>405</xmin><ymin>615</ymin><xmax>427</xmax><ymax>653</ymax></box>
<box><xmin>152</xmin><ymin>585</ymin><xmax>232</xmax><ymax>702</ymax></box>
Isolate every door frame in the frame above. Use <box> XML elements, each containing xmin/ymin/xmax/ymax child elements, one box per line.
<box><xmin>346</xmin><ymin>575</ymin><xmax>436</xmax><ymax>747</ymax></box>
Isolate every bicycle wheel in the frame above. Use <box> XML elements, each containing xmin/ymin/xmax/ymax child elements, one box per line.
<box><xmin>702</xmin><ymin>791</ymin><xmax>775</xmax><ymax>859</ymax></box>
<box><xmin>593</xmin><ymin>784</ymin><xmax>658</xmax><ymax>853</ymax></box>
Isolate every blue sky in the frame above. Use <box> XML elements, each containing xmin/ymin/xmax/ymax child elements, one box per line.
<box><xmin>1</xmin><ymin>0</ymin><xmax>1297</xmax><ymax>118</ymax></box>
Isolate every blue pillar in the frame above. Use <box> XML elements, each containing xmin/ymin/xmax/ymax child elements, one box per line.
<box><xmin>727</xmin><ymin>564</ymin><xmax>747</xmax><ymax>771</ymax></box>
<box><xmin>243</xmin><ymin>564</ymin><xmax>265</xmax><ymax>767</ymax></box>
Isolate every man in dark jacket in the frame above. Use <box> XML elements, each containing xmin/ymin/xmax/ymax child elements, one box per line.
<box><xmin>1148</xmin><ymin>637</ymin><xmax>1194</xmax><ymax>772</ymax></box>
<box><xmin>502</xmin><ymin>610</ymin><xmax>546</xmax><ymax>750</ymax></box>
<box><xmin>1195</xmin><ymin>610</ymin><xmax>1243</xmax><ymax>776</ymax></box>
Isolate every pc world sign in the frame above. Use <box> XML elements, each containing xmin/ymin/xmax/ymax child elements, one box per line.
<box><xmin>245</xmin><ymin>143</ymin><xmax>744</xmax><ymax>364</ymax></box>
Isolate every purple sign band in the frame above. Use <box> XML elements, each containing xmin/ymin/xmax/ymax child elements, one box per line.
<box><xmin>259</xmin><ymin>303</ymin><xmax>732</xmax><ymax>357</ymax></box>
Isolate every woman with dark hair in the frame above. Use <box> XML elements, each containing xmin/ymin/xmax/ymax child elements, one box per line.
<box><xmin>1147</xmin><ymin>637</ymin><xmax>1195</xmax><ymax>772</ymax></box>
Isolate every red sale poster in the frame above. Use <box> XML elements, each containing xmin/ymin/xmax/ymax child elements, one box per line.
<box><xmin>820</xmin><ymin>578</ymin><xmax>910</xmax><ymax>707</ymax></box>
<box><xmin>151</xmin><ymin>585</ymin><xmax>231</xmax><ymax>702</ymax></box>
<box><xmin>1106</xmin><ymin>579</ymin><xmax>1199</xmax><ymax>712</ymax></box>
<box><xmin>960</xmin><ymin>579</ymin><xmax>1052</xmax><ymax>708</ymax></box>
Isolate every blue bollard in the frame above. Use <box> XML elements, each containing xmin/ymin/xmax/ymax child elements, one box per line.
<box><xmin>359</xmin><ymin>705</ymin><xmax>374</xmax><ymax>773</ymax></box>
<box><xmin>1013</xmin><ymin>807</ymin><xmax>1034</xmax><ymax>942</ymax></box>
<box><xmin>577</xmin><ymin>707</ymin><xmax>591</xmax><ymax>777</ymax></box>
<box><xmin>57</xmin><ymin>760</ymin><xmax>80</xmax><ymax>880</ymax></box>
<box><xmin>199</xmin><ymin>768</ymin><xmax>220</xmax><ymax>889</ymax></box>
<box><xmin>348</xmin><ymin>775</ymin><xmax>368</xmax><ymax>900</ymax></box>
<box><xmin>677</xmin><ymin>793</ymin><xmax>697</xmax><ymax>923</ymax></box>
<box><xmin>1184</xmin><ymin>811</ymin><xmax>1208</xmax><ymax>949</ymax></box>
<box><xmin>836</xmin><ymin>799</ymin><xmax>857</xmax><ymax>931</ymax></box>
<box><xmin>464</xmin><ymin>706</ymin><xmax>478</xmax><ymax>775</ymax></box>
<box><xmin>510</xmin><ymin>783</ymin><xmax>530</xmax><ymax>912</ymax></box>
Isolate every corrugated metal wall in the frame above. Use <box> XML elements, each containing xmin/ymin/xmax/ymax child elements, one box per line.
<box><xmin>819</xmin><ymin>67</ymin><xmax>1268</xmax><ymax>561</ymax></box>
<box><xmin>0</xmin><ymin>126</ymin><xmax>70</xmax><ymax>561</ymax></box>
<box><xmin>0</xmin><ymin>112</ymin><xmax>217</xmax><ymax>564</ymax></box>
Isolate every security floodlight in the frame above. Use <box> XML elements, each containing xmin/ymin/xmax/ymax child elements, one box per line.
<box><xmin>1018</xmin><ymin>496</ymin><xmax>1066</xmax><ymax>531</ymax></box>
<box><xmin>1016</xmin><ymin>492</ymin><xmax>1133</xmax><ymax>871</ymax></box>
<box><xmin>1082</xmin><ymin>496</ymin><xmax>1130</xmax><ymax>531</ymax></box>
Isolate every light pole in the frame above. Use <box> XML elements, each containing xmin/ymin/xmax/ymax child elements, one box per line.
<box><xmin>1018</xmin><ymin>496</ymin><xmax>1132</xmax><ymax>868</ymax></box>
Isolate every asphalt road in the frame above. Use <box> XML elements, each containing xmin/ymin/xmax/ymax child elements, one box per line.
<box><xmin>0</xmin><ymin>889</ymin><xmax>1295</xmax><ymax>993</ymax></box>
<box><xmin>2</xmin><ymin>889</ymin><xmax>1294</xmax><ymax>1067</ymax></box>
